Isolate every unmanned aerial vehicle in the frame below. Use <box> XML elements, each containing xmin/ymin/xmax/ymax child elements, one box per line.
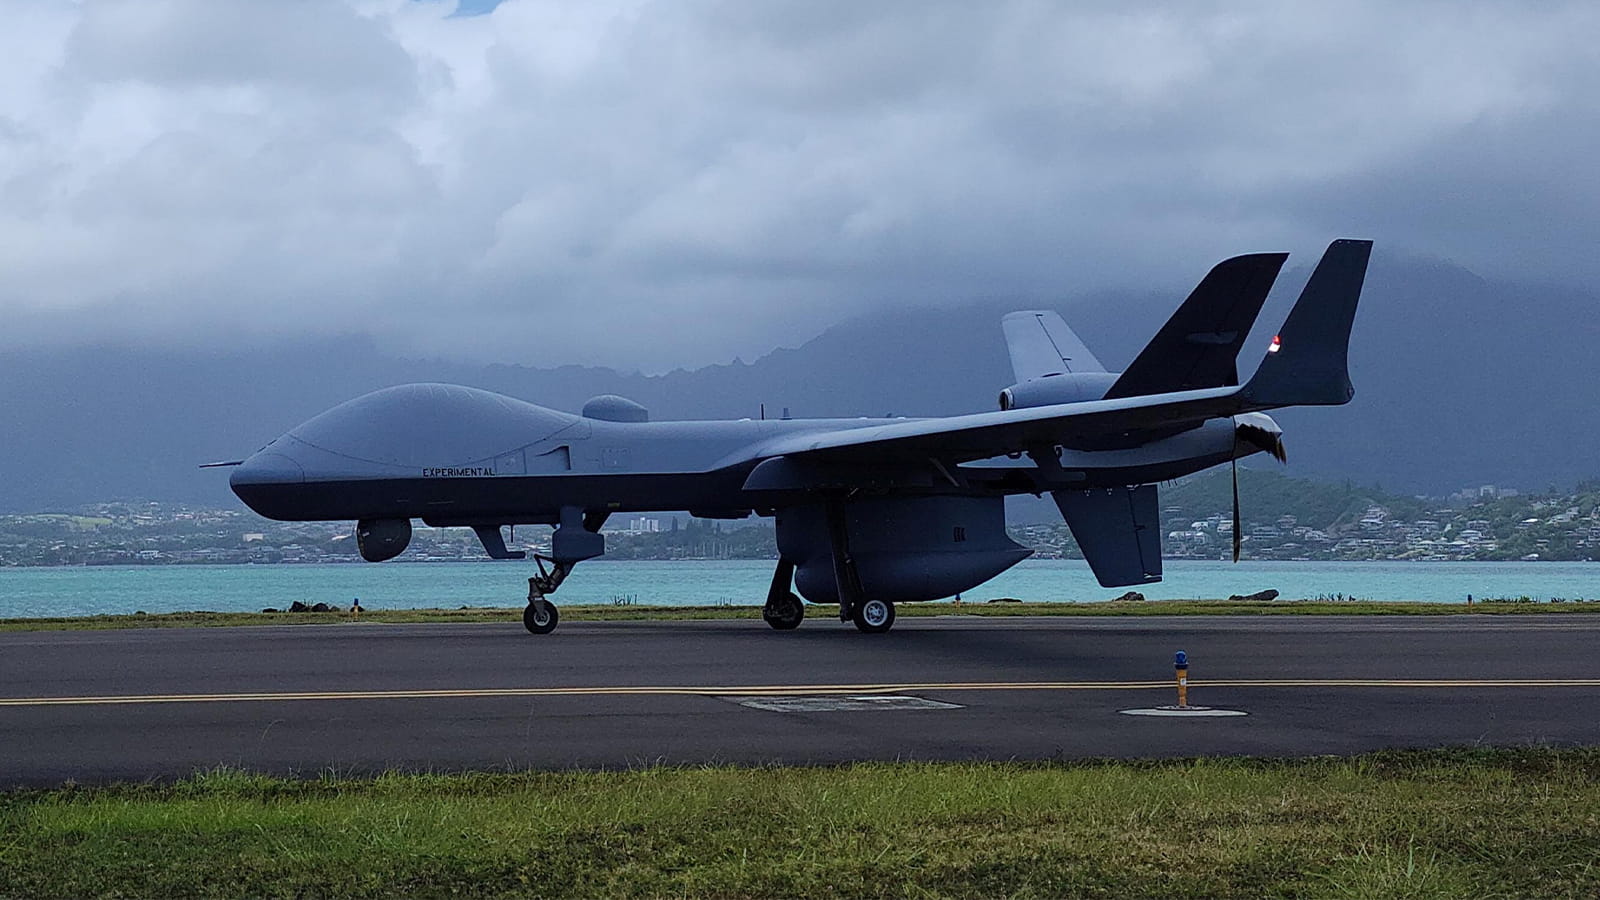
<box><xmin>222</xmin><ymin>240</ymin><xmax>1371</xmax><ymax>635</ymax></box>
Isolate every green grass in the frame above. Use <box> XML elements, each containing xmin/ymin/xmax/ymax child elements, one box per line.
<box><xmin>5</xmin><ymin>598</ymin><xmax>1600</xmax><ymax>632</ymax></box>
<box><xmin>2</xmin><ymin>749</ymin><xmax>1598</xmax><ymax>898</ymax></box>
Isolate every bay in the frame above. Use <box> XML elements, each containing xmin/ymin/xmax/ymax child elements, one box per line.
<box><xmin>1</xmin><ymin>559</ymin><xmax>1597</xmax><ymax>619</ymax></box>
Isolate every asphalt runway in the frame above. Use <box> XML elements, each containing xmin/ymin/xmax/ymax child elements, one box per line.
<box><xmin>3</xmin><ymin>614</ymin><xmax>1599</xmax><ymax>787</ymax></box>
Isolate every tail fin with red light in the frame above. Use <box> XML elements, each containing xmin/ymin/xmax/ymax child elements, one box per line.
<box><xmin>1240</xmin><ymin>239</ymin><xmax>1370</xmax><ymax>409</ymax></box>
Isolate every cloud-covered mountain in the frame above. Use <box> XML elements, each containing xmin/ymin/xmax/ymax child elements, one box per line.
<box><xmin>3</xmin><ymin>4</ymin><xmax>1599</xmax><ymax>371</ymax></box>
<box><xmin>0</xmin><ymin>251</ymin><xmax>1593</xmax><ymax>513</ymax></box>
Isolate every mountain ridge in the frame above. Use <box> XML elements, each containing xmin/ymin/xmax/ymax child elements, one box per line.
<box><xmin>2</xmin><ymin>251</ymin><xmax>1593</xmax><ymax>512</ymax></box>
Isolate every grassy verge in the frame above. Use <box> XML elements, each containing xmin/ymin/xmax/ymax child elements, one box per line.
<box><xmin>5</xmin><ymin>598</ymin><xmax>1600</xmax><ymax>632</ymax></box>
<box><xmin>2</xmin><ymin>749</ymin><xmax>1598</xmax><ymax>898</ymax></box>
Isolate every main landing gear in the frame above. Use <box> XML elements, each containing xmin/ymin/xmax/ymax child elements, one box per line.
<box><xmin>826</xmin><ymin>499</ymin><xmax>896</xmax><ymax>634</ymax></box>
<box><xmin>763</xmin><ymin>526</ymin><xmax>898</xmax><ymax>634</ymax></box>
<box><xmin>850</xmin><ymin>597</ymin><xmax>895</xmax><ymax>634</ymax></box>
<box><xmin>762</xmin><ymin>559</ymin><xmax>805</xmax><ymax>630</ymax></box>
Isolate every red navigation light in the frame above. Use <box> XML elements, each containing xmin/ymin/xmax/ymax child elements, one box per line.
<box><xmin>1268</xmin><ymin>335</ymin><xmax>1282</xmax><ymax>354</ymax></box>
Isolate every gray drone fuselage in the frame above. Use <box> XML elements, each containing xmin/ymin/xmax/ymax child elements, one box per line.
<box><xmin>229</xmin><ymin>239</ymin><xmax>1371</xmax><ymax>610</ymax></box>
<box><xmin>229</xmin><ymin>383</ymin><xmax>1242</xmax><ymax>525</ymax></box>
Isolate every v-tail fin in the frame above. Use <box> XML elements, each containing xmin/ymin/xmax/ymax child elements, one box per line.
<box><xmin>1240</xmin><ymin>239</ymin><xmax>1372</xmax><ymax>409</ymax></box>
<box><xmin>1001</xmin><ymin>311</ymin><xmax>1106</xmax><ymax>383</ymax></box>
<box><xmin>1104</xmin><ymin>251</ymin><xmax>1287</xmax><ymax>399</ymax></box>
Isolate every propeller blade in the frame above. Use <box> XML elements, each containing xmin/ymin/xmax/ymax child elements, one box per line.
<box><xmin>1231</xmin><ymin>454</ymin><xmax>1242</xmax><ymax>563</ymax></box>
<box><xmin>1235</xmin><ymin>417</ymin><xmax>1287</xmax><ymax>463</ymax></box>
<box><xmin>199</xmin><ymin>460</ymin><xmax>245</xmax><ymax>469</ymax></box>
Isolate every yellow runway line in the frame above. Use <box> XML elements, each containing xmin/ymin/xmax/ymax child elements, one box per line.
<box><xmin>1</xmin><ymin>678</ymin><xmax>1599</xmax><ymax>708</ymax></box>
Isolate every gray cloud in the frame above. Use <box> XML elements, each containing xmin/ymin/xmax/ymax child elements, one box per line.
<box><xmin>66</xmin><ymin>0</ymin><xmax>416</xmax><ymax>95</ymax></box>
<box><xmin>1</xmin><ymin>0</ymin><xmax>1596</xmax><ymax>371</ymax></box>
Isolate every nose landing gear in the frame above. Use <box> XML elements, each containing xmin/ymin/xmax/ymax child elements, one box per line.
<box><xmin>523</xmin><ymin>554</ymin><xmax>570</xmax><ymax>634</ymax></box>
<box><xmin>523</xmin><ymin>594</ymin><xmax>559</xmax><ymax>634</ymax></box>
<box><xmin>520</xmin><ymin>506</ymin><xmax>606</xmax><ymax>636</ymax></box>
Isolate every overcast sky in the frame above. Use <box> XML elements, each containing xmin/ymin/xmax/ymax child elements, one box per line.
<box><xmin>2</xmin><ymin>0</ymin><xmax>1596</xmax><ymax>371</ymax></box>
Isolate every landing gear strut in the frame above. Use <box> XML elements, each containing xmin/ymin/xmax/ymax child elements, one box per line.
<box><xmin>762</xmin><ymin>558</ymin><xmax>804</xmax><ymax>630</ymax></box>
<box><xmin>825</xmin><ymin>498</ymin><xmax>895</xmax><ymax>634</ymax></box>
<box><xmin>520</xmin><ymin>506</ymin><xmax>606</xmax><ymax>636</ymax></box>
<box><xmin>523</xmin><ymin>555</ymin><xmax>569</xmax><ymax>635</ymax></box>
<box><xmin>824</xmin><ymin>500</ymin><xmax>865</xmax><ymax>625</ymax></box>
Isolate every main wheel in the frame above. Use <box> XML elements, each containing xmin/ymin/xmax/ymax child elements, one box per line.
<box><xmin>523</xmin><ymin>600</ymin><xmax>559</xmax><ymax>635</ymax></box>
<box><xmin>762</xmin><ymin>591</ymin><xmax>805</xmax><ymax>631</ymax></box>
<box><xmin>851</xmin><ymin>598</ymin><xmax>895</xmax><ymax>634</ymax></box>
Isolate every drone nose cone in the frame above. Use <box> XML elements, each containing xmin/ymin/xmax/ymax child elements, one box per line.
<box><xmin>230</xmin><ymin>451</ymin><xmax>305</xmax><ymax>491</ymax></box>
<box><xmin>230</xmin><ymin>450</ymin><xmax>306</xmax><ymax>518</ymax></box>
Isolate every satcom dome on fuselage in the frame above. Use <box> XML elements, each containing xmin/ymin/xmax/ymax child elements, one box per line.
<box><xmin>581</xmin><ymin>395</ymin><xmax>649</xmax><ymax>423</ymax></box>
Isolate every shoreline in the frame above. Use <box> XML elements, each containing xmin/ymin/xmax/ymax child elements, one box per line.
<box><xmin>7</xmin><ymin>597</ymin><xmax>1600</xmax><ymax>631</ymax></box>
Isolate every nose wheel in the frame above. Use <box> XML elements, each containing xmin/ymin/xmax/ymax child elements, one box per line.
<box><xmin>523</xmin><ymin>555</ymin><xmax>571</xmax><ymax>635</ymax></box>
<box><xmin>523</xmin><ymin>599</ymin><xmax>559</xmax><ymax>634</ymax></box>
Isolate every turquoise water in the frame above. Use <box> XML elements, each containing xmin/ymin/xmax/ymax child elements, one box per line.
<box><xmin>1</xmin><ymin>560</ymin><xmax>1597</xmax><ymax>618</ymax></box>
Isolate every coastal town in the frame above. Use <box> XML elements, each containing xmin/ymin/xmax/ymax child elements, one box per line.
<box><xmin>3</xmin><ymin>471</ymin><xmax>1598</xmax><ymax>567</ymax></box>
